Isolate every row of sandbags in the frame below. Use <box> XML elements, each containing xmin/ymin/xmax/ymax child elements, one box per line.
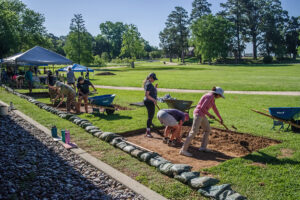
<box><xmin>2</xmin><ymin>85</ymin><xmax>246</xmax><ymax>200</ymax></box>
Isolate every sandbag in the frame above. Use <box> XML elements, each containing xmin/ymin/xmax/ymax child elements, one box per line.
<box><xmin>65</xmin><ymin>114</ymin><xmax>74</xmax><ymax>120</ymax></box>
<box><xmin>123</xmin><ymin>145</ymin><xmax>136</xmax><ymax>153</ymax></box>
<box><xmin>217</xmin><ymin>189</ymin><xmax>236</xmax><ymax>200</ymax></box>
<box><xmin>174</xmin><ymin>172</ymin><xmax>200</xmax><ymax>183</ymax></box>
<box><xmin>81</xmin><ymin>122</ymin><xmax>93</xmax><ymax>128</ymax></box>
<box><xmin>116</xmin><ymin>141</ymin><xmax>128</xmax><ymax>149</ymax></box>
<box><xmin>74</xmin><ymin>119</ymin><xmax>83</xmax><ymax>125</ymax></box>
<box><xmin>85</xmin><ymin>126</ymin><xmax>99</xmax><ymax>132</ymax></box>
<box><xmin>100</xmin><ymin>132</ymin><xmax>120</xmax><ymax>142</ymax></box>
<box><xmin>94</xmin><ymin>132</ymin><xmax>102</xmax><ymax>138</ymax></box>
<box><xmin>149</xmin><ymin>156</ymin><xmax>169</xmax><ymax>168</ymax></box>
<box><xmin>189</xmin><ymin>177</ymin><xmax>219</xmax><ymax>189</ymax></box>
<box><xmin>224</xmin><ymin>192</ymin><xmax>247</xmax><ymax>200</ymax></box>
<box><xmin>110</xmin><ymin>137</ymin><xmax>124</xmax><ymax>146</ymax></box>
<box><xmin>170</xmin><ymin>164</ymin><xmax>192</xmax><ymax>175</ymax></box>
<box><xmin>90</xmin><ymin>129</ymin><xmax>102</xmax><ymax>135</ymax></box>
<box><xmin>140</xmin><ymin>152</ymin><xmax>159</xmax><ymax>163</ymax></box>
<box><xmin>158</xmin><ymin>162</ymin><xmax>174</xmax><ymax>176</ymax></box>
<box><xmin>130</xmin><ymin>149</ymin><xmax>146</xmax><ymax>158</ymax></box>
<box><xmin>197</xmin><ymin>184</ymin><xmax>231</xmax><ymax>199</ymax></box>
<box><xmin>78</xmin><ymin>120</ymin><xmax>89</xmax><ymax>125</ymax></box>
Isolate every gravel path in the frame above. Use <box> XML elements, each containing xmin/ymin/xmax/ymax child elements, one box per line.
<box><xmin>0</xmin><ymin>111</ymin><xmax>144</xmax><ymax>200</ymax></box>
<box><xmin>94</xmin><ymin>85</ymin><xmax>300</xmax><ymax>96</ymax></box>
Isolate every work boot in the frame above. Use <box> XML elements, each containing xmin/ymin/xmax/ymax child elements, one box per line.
<box><xmin>179</xmin><ymin>150</ymin><xmax>193</xmax><ymax>157</ymax></box>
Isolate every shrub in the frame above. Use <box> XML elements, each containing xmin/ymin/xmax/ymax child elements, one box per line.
<box><xmin>263</xmin><ymin>55</ymin><xmax>273</xmax><ymax>64</ymax></box>
<box><xmin>101</xmin><ymin>52</ymin><xmax>110</xmax><ymax>62</ymax></box>
<box><xmin>93</xmin><ymin>55</ymin><xmax>106</xmax><ymax>66</ymax></box>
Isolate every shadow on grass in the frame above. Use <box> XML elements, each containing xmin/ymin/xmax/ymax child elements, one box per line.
<box><xmin>243</xmin><ymin>151</ymin><xmax>300</xmax><ymax>165</ymax></box>
<box><xmin>86</xmin><ymin>113</ymin><xmax>132</xmax><ymax>121</ymax></box>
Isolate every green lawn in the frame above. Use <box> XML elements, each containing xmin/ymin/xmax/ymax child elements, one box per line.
<box><xmin>79</xmin><ymin>61</ymin><xmax>300</xmax><ymax>91</ymax></box>
<box><xmin>3</xmin><ymin>88</ymin><xmax>300</xmax><ymax>199</ymax></box>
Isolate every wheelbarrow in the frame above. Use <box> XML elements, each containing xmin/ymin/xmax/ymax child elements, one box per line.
<box><xmin>88</xmin><ymin>94</ymin><xmax>116</xmax><ymax>115</ymax></box>
<box><xmin>252</xmin><ymin>107</ymin><xmax>300</xmax><ymax>132</ymax></box>
<box><xmin>164</xmin><ymin>99</ymin><xmax>195</xmax><ymax>114</ymax></box>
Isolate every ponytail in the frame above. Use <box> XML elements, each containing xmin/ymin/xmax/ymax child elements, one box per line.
<box><xmin>142</xmin><ymin>77</ymin><xmax>150</xmax><ymax>88</ymax></box>
<box><xmin>212</xmin><ymin>86</ymin><xmax>217</xmax><ymax>92</ymax></box>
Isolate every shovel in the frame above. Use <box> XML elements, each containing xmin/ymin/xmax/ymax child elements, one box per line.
<box><xmin>213</xmin><ymin>118</ymin><xmax>237</xmax><ymax>131</ymax></box>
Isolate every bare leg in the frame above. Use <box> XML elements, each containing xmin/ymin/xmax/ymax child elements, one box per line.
<box><xmin>84</xmin><ymin>95</ymin><xmax>88</xmax><ymax>113</ymax></box>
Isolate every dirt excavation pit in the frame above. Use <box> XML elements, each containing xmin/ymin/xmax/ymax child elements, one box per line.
<box><xmin>123</xmin><ymin>126</ymin><xmax>280</xmax><ymax>170</ymax></box>
<box><xmin>47</xmin><ymin>103</ymin><xmax>133</xmax><ymax>114</ymax></box>
<box><xmin>96</xmin><ymin>72</ymin><xmax>116</xmax><ymax>76</ymax></box>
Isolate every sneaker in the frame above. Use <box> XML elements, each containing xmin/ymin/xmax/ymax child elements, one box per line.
<box><xmin>179</xmin><ymin>150</ymin><xmax>193</xmax><ymax>157</ymax></box>
<box><xmin>163</xmin><ymin>137</ymin><xmax>169</xmax><ymax>144</ymax></box>
<box><xmin>199</xmin><ymin>147</ymin><xmax>212</xmax><ymax>152</ymax></box>
<box><xmin>145</xmin><ymin>130</ymin><xmax>153</xmax><ymax>138</ymax></box>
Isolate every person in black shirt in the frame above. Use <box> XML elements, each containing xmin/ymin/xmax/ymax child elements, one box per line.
<box><xmin>143</xmin><ymin>72</ymin><xmax>158</xmax><ymax>138</ymax></box>
<box><xmin>76</xmin><ymin>76</ymin><xmax>97</xmax><ymax>113</ymax></box>
<box><xmin>47</xmin><ymin>70</ymin><xmax>56</xmax><ymax>100</ymax></box>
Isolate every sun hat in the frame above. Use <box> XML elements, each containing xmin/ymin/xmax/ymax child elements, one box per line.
<box><xmin>213</xmin><ymin>87</ymin><xmax>225</xmax><ymax>98</ymax></box>
<box><xmin>148</xmin><ymin>72</ymin><xmax>158</xmax><ymax>80</ymax></box>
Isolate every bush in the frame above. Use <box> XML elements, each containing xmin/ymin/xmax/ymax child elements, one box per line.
<box><xmin>263</xmin><ymin>55</ymin><xmax>273</xmax><ymax>64</ymax></box>
<box><xmin>101</xmin><ymin>52</ymin><xmax>110</xmax><ymax>62</ymax></box>
<box><xmin>93</xmin><ymin>55</ymin><xmax>106</xmax><ymax>66</ymax></box>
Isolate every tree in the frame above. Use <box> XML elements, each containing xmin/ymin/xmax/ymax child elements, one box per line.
<box><xmin>259</xmin><ymin>0</ymin><xmax>289</xmax><ymax>59</ymax></box>
<box><xmin>220</xmin><ymin>0</ymin><xmax>246</xmax><ymax>63</ymax></box>
<box><xmin>120</xmin><ymin>25</ymin><xmax>145</xmax><ymax>68</ymax></box>
<box><xmin>47</xmin><ymin>33</ymin><xmax>66</xmax><ymax>56</ymax></box>
<box><xmin>285</xmin><ymin>16</ymin><xmax>300</xmax><ymax>60</ymax></box>
<box><xmin>191</xmin><ymin>15</ymin><xmax>234</xmax><ymax>64</ymax></box>
<box><xmin>159</xmin><ymin>27</ymin><xmax>178</xmax><ymax>62</ymax></box>
<box><xmin>64</xmin><ymin>14</ymin><xmax>93</xmax><ymax>65</ymax></box>
<box><xmin>190</xmin><ymin>0</ymin><xmax>211</xmax><ymax>22</ymax></box>
<box><xmin>99</xmin><ymin>21</ymin><xmax>127</xmax><ymax>58</ymax></box>
<box><xmin>93</xmin><ymin>34</ymin><xmax>110</xmax><ymax>58</ymax></box>
<box><xmin>164</xmin><ymin>6</ymin><xmax>189</xmax><ymax>63</ymax></box>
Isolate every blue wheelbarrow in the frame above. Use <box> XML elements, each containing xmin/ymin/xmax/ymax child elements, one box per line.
<box><xmin>252</xmin><ymin>107</ymin><xmax>300</xmax><ymax>132</ymax></box>
<box><xmin>88</xmin><ymin>94</ymin><xmax>116</xmax><ymax>115</ymax></box>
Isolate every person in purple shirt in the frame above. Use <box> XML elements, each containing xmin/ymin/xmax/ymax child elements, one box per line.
<box><xmin>157</xmin><ymin>109</ymin><xmax>189</xmax><ymax>147</ymax></box>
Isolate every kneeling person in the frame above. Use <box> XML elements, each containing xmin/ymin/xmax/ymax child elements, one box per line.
<box><xmin>157</xmin><ymin>109</ymin><xmax>189</xmax><ymax>147</ymax></box>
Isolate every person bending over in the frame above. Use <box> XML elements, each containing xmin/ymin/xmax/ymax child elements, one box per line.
<box><xmin>157</xmin><ymin>109</ymin><xmax>189</xmax><ymax>147</ymax></box>
<box><xmin>180</xmin><ymin>86</ymin><xmax>225</xmax><ymax>157</ymax></box>
<box><xmin>76</xmin><ymin>77</ymin><xmax>97</xmax><ymax>113</ymax></box>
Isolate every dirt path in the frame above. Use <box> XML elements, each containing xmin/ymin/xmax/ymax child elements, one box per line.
<box><xmin>95</xmin><ymin>85</ymin><xmax>300</xmax><ymax>96</ymax></box>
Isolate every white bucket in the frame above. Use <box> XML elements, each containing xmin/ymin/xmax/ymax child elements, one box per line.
<box><xmin>0</xmin><ymin>105</ymin><xmax>8</xmax><ymax>116</ymax></box>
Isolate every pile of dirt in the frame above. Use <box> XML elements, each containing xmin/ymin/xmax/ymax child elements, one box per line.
<box><xmin>96</xmin><ymin>72</ymin><xmax>116</xmax><ymax>76</ymax></box>
<box><xmin>123</xmin><ymin>126</ymin><xmax>280</xmax><ymax>170</ymax></box>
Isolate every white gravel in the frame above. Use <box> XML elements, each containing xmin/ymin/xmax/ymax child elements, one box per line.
<box><xmin>0</xmin><ymin>111</ymin><xmax>144</xmax><ymax>200</ymax></box>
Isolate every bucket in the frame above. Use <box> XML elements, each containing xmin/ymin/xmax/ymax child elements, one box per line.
<box><xmin>0</xmin><ymin>105</ymin><xmax>8</xmax><ymax>116</ymax></box>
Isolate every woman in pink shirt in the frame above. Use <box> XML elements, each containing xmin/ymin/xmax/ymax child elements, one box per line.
<box><xmin>180</xmin><ymin>86</ymin><xmax>225</xmax><ymax>157</ymax></box>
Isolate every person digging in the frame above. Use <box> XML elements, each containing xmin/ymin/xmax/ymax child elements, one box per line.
<box><xmin>180</xmin><ymin>86</ymin><xmax>225</xmax><ymax>157</ymax></box>
<box><xmin>76</xmin><ymin>77</ymin><xmax>97</xmax><ymax>113</ymax></box>
<box><xmin>50</xmin><ymin>81</ymin><xmax>77</xmax><ymax>113</ymax></box>
<box><xmin>157</xmin><ymin>109</ymin><xmax>189</xmax><ymax>147</ymax></box>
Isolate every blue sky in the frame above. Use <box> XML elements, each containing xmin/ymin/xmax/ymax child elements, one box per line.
<box><xmin>22</xmin><ymin>0</ymin><xmax>299</xmax><ymax>48</ymax></box>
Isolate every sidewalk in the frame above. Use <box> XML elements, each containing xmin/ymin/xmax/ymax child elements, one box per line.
<box><xmin>95</xmin><ymin>85</ymin><xmax>300</xmax><ymax>96</ymax></box>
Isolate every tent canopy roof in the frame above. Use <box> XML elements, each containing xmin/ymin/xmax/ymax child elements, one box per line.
<box><xmin>58</xmin><ymin>64</ymin><xmax>94</xmax><ymax>72</ymax></box>
<box><xmin>2</xmin><ymin>46</ymin><xmax>72</xmax><ymax>65</ymax></box>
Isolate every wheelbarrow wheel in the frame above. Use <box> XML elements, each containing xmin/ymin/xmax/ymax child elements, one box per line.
<box><xmin>105</xmin><ymin>105</ymin><xmax>115</xmax><ymax>115</ymax></box>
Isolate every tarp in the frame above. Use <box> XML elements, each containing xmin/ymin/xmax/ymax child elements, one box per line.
<box><xmin>2</xmin><ymin>46</ymin><xmax>72</xmax><ymax>65</ymax></box>
<box><xmin>58</xmin><ymin>63</ymin><xmax>94</xmax><ymax>72</ymax></box>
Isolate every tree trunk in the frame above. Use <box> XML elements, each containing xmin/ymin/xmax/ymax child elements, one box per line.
<box><xmin>169</xmin><ymin>53</ymin><xmax>172</xmax><ymax>62</ymax></box>
<box><xmin>252</xmin><ymin>34</ymin><xmax>257</xmax><ymax>60</ymax></box>
<box><xmin>181</xmin><ymin>49</ymin><xmax>185</xmax><ymax>63</ymax></box>
<box><xmin>293</xmin><ymin>53</ymin><xmax>297</xmax><ymax>60</ymax></box>
<box><xmin>131</xmin><ymin>61</ymin><xmax>135</xmax><ymax>68</ymax></box>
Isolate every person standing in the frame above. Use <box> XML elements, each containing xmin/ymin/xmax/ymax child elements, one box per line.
<box><xmin>67</xmin><ymin>67</ymin><xmax>76</xmax><ymax>92</ymax></box>
<box><xmin>77</xmin><ymin>77</ymin><xmax>97</xmax><ymax>113</ymax></box>
<box><xmin>180</xmin><ymin>87</ymin><xmax>225</xmax><ymax>157</ymax></box>
<box><xmin>25</xmin><ymin>67</ymin><xmax>33</xmax><ymax>93</ymax></box>
<box><xmin>47</xmin><ymin>70</ymin><xmax>56</xmax><ymax>100</ymax></box>
<box><xmin>157</xmin><ymin>109</ymin><xmax>189</xmax><ymax>146</ymax></box>
<box><xmin>85</xmin><ymin>69</ymin><xmax>89</xmax><ymax>80</ymax></box>
<box><xmin>143</xmin><ymin>73</ymin><xmax>158</xmax><ymax>138</ymax></box>
<box><xmin>51</xmin><ymin>81</ymin><xmax>77</xmax><ymax>113</ymax></box>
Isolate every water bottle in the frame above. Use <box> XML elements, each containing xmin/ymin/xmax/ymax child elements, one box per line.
<box><xmin>51</xmin><ymin>126</ymin><xmax>57</xmax><ymax>138</ymax></box>
<box><xmin>61</xmin><ymin>129</ymin><xmax>65</xmax><ymax>143</ymax></box>
<box><xmin>65</xmin><ymin>130</ymin><xmax>70</xmax><ymax>144</ymax></box>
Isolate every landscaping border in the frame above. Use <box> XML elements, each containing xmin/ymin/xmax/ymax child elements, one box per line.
<box><xmin>2</xmin><ymin>85</ymin><xmax>247</xmax><ymax>200</ymax></box>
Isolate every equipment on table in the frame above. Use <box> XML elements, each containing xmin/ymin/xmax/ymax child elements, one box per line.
<box><xmin>88</xmin><ymin>94</ymin><xmax>116</xmax><ymax>115</ymax></box>
<box><xmin>164</xmin><ymin>99</ymin><xmax>195</xmax><ymax>114</ymax></box>
<box><xmin>252</xmin><ymin>107</ymin><xmax>300</xmax><ymax>132</ymax></box>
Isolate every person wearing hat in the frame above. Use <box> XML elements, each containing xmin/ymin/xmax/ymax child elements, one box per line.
<box><xmin>180</xmin><ymin>86</ymin><xmax>225</xmax><ymax>157</ymax></box>
<box><xmin>157</xmin><ymin>109</ymin><xmax>189</xmax><ymax>147</ymax></box>
<box><xmin>76</xmin><ymin>77</ymin><xmax>97</xmax><ymax>113</ymax></box>
<box><xmin>143</xmin><ymin>72</ymin><xmax>158</xmax><ymax>138</ymax></box>
<box><xmin>50</xmin><ymin>81</ymin><xmax>77</xmax><ymax>113</ymax></box>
